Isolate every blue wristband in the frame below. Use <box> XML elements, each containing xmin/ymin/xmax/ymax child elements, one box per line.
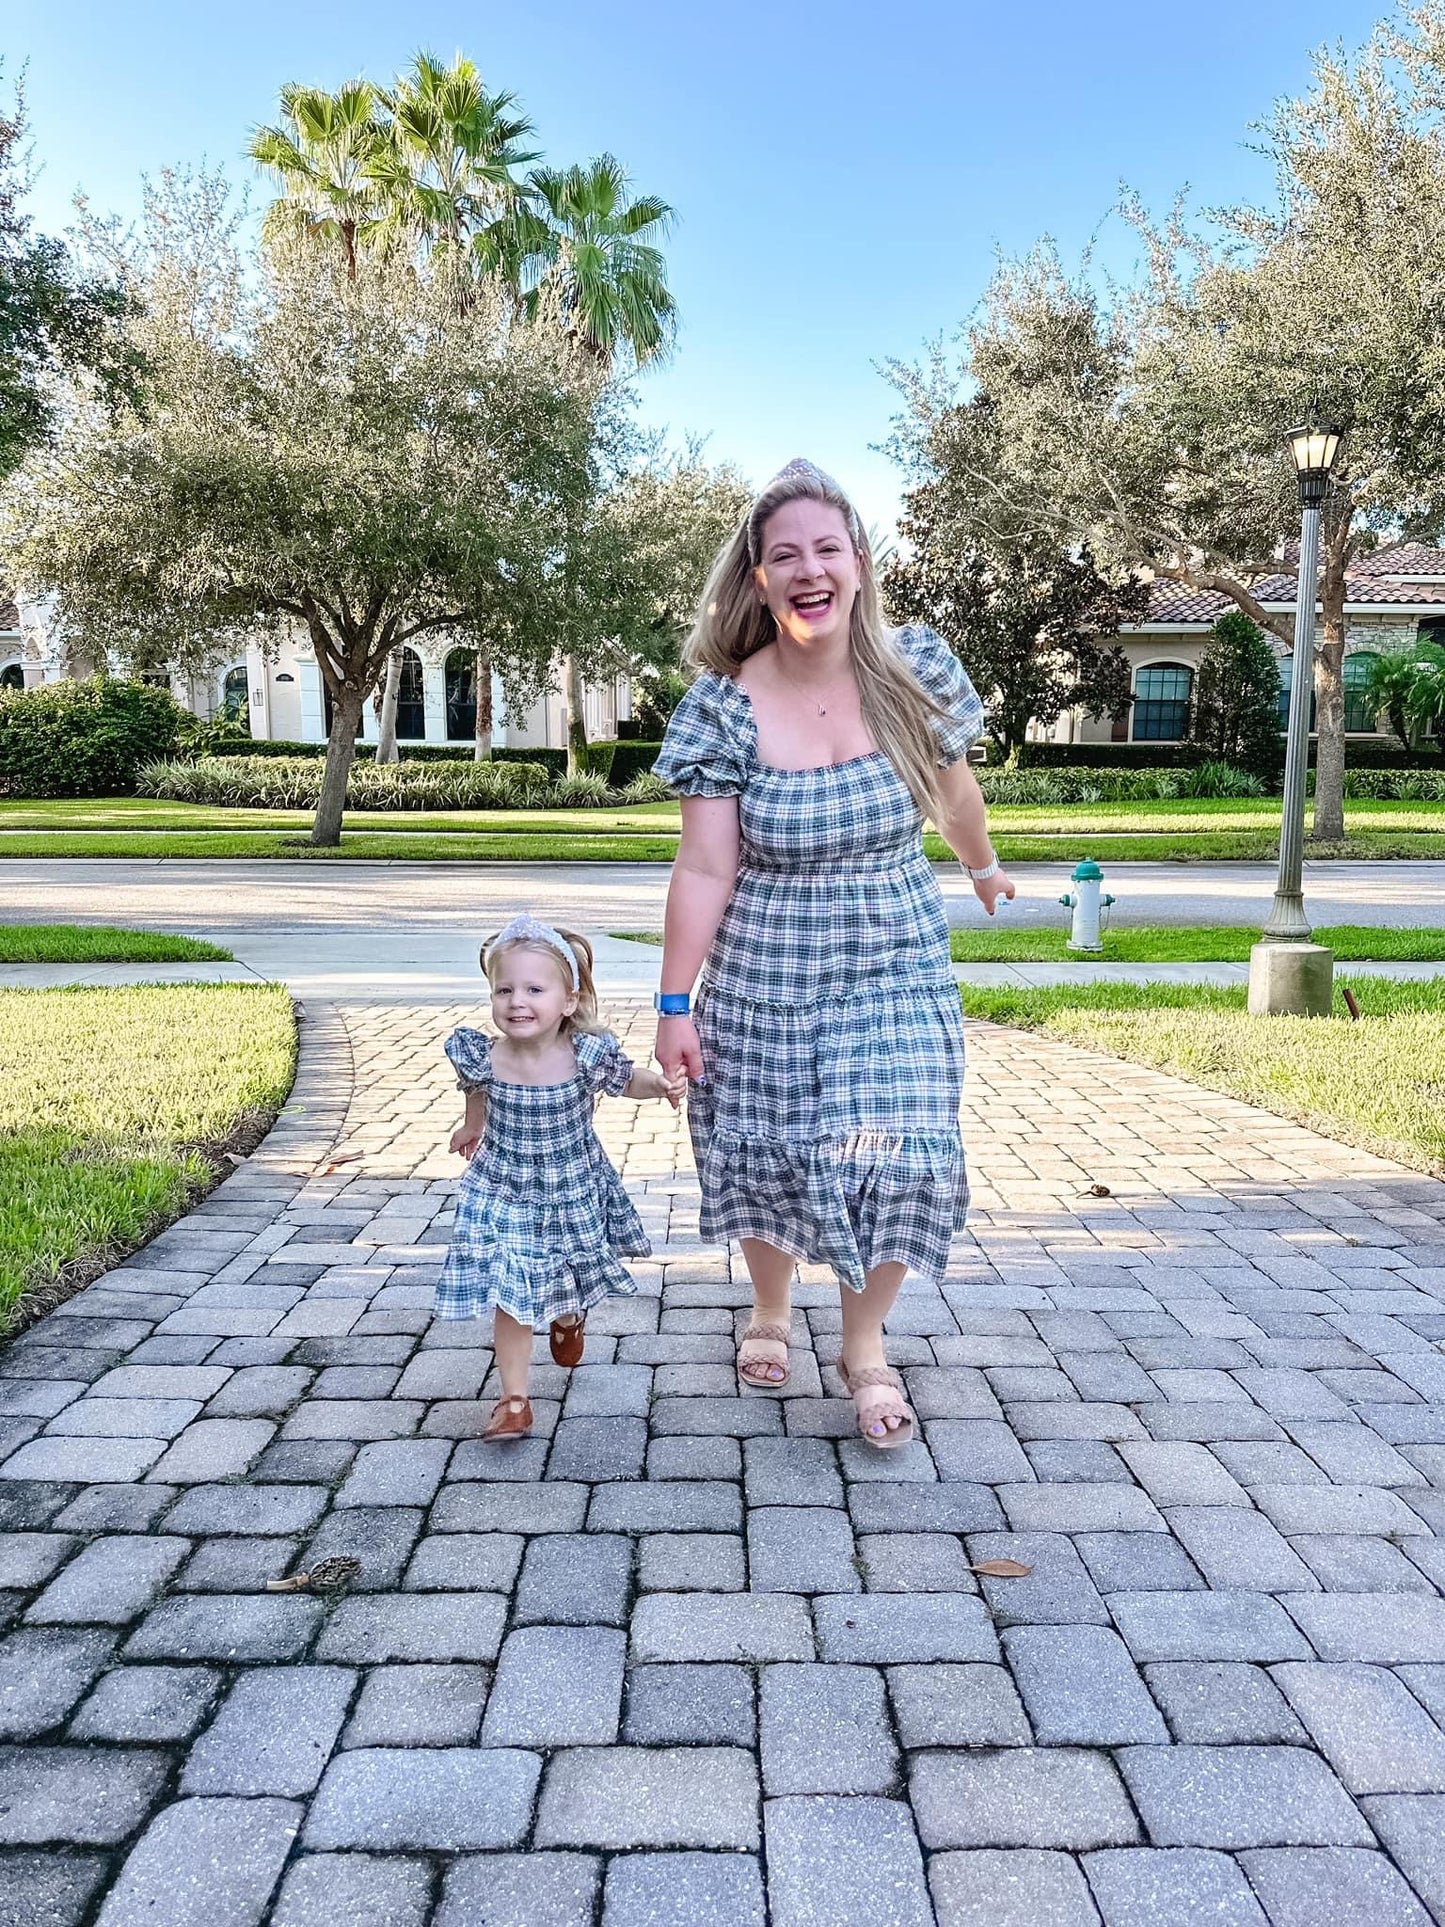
<box><xmin>654</xmin><ymin>992</ymin><xmax>691</xmax><ymax>1016</ymax></box>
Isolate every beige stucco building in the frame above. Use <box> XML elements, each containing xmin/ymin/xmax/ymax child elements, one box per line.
<box><xmin>1033</xmin><ymin>544</ymin><xmax>1445</xmax><ymax>748</ymax></box>
<box><xmin>2</xmin><ymin>603</ymin><xmax>632</xmax><ymax>754</ymax></box>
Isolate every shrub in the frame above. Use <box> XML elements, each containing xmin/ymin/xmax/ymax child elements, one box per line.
<box><xmin>620</xmin><ymin>772</ymin><xmax>672</xmax><ymax>803</ymax></box>
<box><xmin>601</xmin><ymin>741</ymin><xmax>665</xmax><ymax>786</ymax></box>
<box><xmin>137</xmin><ymin>755</ymin><xmax>549</xmax><ymax>810</ymax></box>
<box><xmin>1176</xmin><ymin>760</ymin><xmax>1267</xmax><ymax>799</ymax></box>
<box><xmin>494</xmin><ymin>745</ymin><xmax>567</xmax><ymax>778</ymax></box>
<box><xmin>1189</xmin><ymin>612</ymin><xmax>1282</xmax><ymax>776</ymax></box>
<box><xmin>175</xmin><ymin>711</ymin><xmax>252</xmax><ymax>760</ymax></box>
<box><xmin>1338</xmin><ymin>767</ymin><xmax>1445</xmax><ymax>800</ymax></box>
<box><xmin>550</xmin><ymin>772</ymin><xmax>618</xmax><ymax>807</ymax></box>
<box><xmin>0</xmin><ymin>677</ymin><xmax>183</xmax><ymax>798</ymax></box>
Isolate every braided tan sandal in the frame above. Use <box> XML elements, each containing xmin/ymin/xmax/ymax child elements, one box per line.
<box><xmin>837</xmin><ymin>1357</ymin><xmax>915</xmax><ymax>1449</ymax></box>
<box><xmin>737</xmin><ymin>1321</ymin><xmax>791</xmax><ymax>1388</ymax></box>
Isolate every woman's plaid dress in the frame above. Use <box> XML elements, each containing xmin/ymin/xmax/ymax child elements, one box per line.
<box><xmin>434</xmin><ymin>1028</ymin><xmax>649</xmax><ymax>1324</ymax></box>
<box><xmin>654</xmin><ymin>624</ymin><xmax>985</xmax><ymax>1292</ymax></box>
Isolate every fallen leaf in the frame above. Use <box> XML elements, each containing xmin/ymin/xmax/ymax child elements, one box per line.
<box><xmin>969</xmin><ymin>1558</ymin><xmax>1033</xmax><ymax>1578</ymax></box>
<box><xmin>264</xmin><ymin>1555</ymin><xmax>361</xmax><ymax>1595</ymax></box>
<box><xmin>1086</xmin><ymin>1183</ymin><xmax>1112</xmax><ymax>1197</ymax></box>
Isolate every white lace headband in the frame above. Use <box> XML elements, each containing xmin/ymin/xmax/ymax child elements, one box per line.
<box><xmin>747</xmin><ymin>457</ymin><xmax>863</xmax><ymax>563</ymax></box>
<box><xmin>489</xmin><ymin>915</ymin><xmax>580</xmax><ymax>989</ymax></box>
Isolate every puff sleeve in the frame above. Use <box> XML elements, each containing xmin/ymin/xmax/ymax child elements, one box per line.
<box><xmin>897</xmin><ymin>624</ymin><xmax>988</xmax><ymax>767</ymax></box>
<box><xmin>652</xmin><ymin>673</ymin><xmax>754</xmax><ymax>797</ymax></box>
<box><xmin>575</xmin><ymin>1030</ymin><xmax>636</xmax><ymax>1097</ymax></box>
<box><xmin>445</xmin><ymin>1027</ymin><xmax>494</xmax><ymax>1091</ymax></box>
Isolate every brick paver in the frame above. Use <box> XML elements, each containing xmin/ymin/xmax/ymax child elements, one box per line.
<box><xmin>2</xmin><ymin>994</ymin><xmax>1445</xmax><ymax>1922</ymax></box>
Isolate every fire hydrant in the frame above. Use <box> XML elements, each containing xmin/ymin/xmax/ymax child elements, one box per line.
<box><xmin>1060</xmin><ymin>857</ymin><xmax>1115</xmax><ymax>952</ymax></box>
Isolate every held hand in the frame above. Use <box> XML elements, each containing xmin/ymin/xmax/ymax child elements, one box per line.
<box><xmin>655</xmin><ymin>1013</ymin><xmax>705</xmax><ymax>1085</ymax></box>
<box><xmin>449</xmin><ymin>1126</ymin><xmax>481</xmax><ymax>1159</ymax></box>
<box><xmin>660</xmin><ymin>1064</ymin><xmax>688</xmax><ymax>1111</ymax></box>
<box><xmin>973</xmin><ymin>868</ymin><xmax>1016</xmax><ymax>917</ymax></box>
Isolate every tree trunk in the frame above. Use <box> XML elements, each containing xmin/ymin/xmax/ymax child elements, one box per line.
<box><xmin>311</xmin><ymin>684</ymin><xmax>365</xmax><ymax>847</ymax></box>
<box><xmin>564</xmin><ymin>653</ymin><xmax>589</xmax><ymax>776</ymax></box>
<box><xmin>1311</xmin><ymin>551</ymin><xmax>1348</xmax><ymax>843</ymax></box>
<box><xmin>474</xmin><ymin>643</ymin><xmax>493</xmax><ymax>761</ymax></box>
<box><xmin>376</xmin><ymin>650</ymin><xmax>401</xmax><ymax>764</ymax></box>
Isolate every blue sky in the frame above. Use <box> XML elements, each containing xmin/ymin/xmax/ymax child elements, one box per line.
<box><xmin>11</xmin><ymin>0</ymin><xmax>1385</xmax><ymax>531</ymax></box>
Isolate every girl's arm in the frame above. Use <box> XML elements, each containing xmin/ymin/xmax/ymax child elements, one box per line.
<box><xmin>449</xmin><ymin>1088</ymin><xmax>487</xmax><ymax>1158</ymax></box>
<box><xmin>623</xmin><ymin>1065</ymin><xmax>687</xmax><ymax>1109</ymax></box>
<box><xmin>654</xmin><ymin>794</ymin><xmax>741</xmax><ymax>1082</ymax></box>
<box><xmin>932</xmin><ymin>759</ymin><xmax>1015</xmax><ymax>916</ymax></box>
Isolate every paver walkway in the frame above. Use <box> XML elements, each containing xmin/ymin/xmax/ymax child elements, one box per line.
<box><xmin>2</xmin><ymin>996</ymin><xmax>1445</xmax><ymax>1925</ymax></box>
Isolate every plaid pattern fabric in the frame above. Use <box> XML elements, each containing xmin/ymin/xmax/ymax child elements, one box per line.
<box><xmin>654</xmin><ymin>625</ymin><xmax>983</xmax><ymax>1291</ymax></box>
<box><xmin>434</xmin><ymin>1027</ymin><xmax>648</xmax><ymax>1325</ymax></box>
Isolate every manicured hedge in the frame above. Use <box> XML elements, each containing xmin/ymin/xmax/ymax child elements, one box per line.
<box><xmin>139</xmin><ymin>756</ymin><xmax>550</xmax><ymax>810</ymax></box>
<box><xmin>977</xmin><ymin>763</ymin><xmax>1267</xmax><ymax>804</ymax></box>
<box><xmin>0</xmin><ymin>677</ymin><xmax>183</xmax><ymax>798</ymax></box>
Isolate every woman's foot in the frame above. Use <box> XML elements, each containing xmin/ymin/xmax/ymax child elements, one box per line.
<box><xmin>481</xmin><ymin>1394</ymin><xmax>533</xmax><ymax>1440</ymax></box>
<box><xmin>549</xmin><ymin>1315</ymin><xmax>586</xmax><ymax>1369</ymax></box>
<box><xmin>837</xmin><ymin>1356</ymin><xmax>914</xmax><ymax>1448</ymax></box>
<box><xmin>737</xmin><ymin>1321</ymin><xmax>791</xmax><ymax>1388</ymax></box>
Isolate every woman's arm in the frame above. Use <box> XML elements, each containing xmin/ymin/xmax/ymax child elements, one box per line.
<box><xmin>655</xmin><ymin>794</ymin><xmax>741</xmax><ymax>1081</ymax></box>
<box><xmin>932</xmin><ymin>759</ymin><xmax>1015</xmax><ymax>916</ymax></box>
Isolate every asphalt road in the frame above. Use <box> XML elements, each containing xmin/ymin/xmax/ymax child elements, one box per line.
<box><xmin>3</xmin><ymin>856</ymin><xmax>1444</xmax><ymax>938</ymax></box>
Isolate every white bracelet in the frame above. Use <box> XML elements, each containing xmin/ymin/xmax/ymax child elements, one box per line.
<box><xmin>967</xmin><ymin>855</ymin><xmax>1000</xmax><ymax>882</ymax></box>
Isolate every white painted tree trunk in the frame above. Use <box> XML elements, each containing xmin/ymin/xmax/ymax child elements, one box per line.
<box><xmin>474</xmin><ymin>644</ymin><xmax>493</xmax><ymax>761</ymax></box>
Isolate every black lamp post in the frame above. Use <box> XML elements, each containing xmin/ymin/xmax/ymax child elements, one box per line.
<box><xmin>1259</xmin><ymin>424</ymin><xmax>1343</xmax><ymax>945</ymax></box>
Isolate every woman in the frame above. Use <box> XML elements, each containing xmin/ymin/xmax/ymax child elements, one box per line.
<box><xmin>653</xmin><ymin>459</ymin><xmax>1013</xmax><ymax>1447</ymax></box>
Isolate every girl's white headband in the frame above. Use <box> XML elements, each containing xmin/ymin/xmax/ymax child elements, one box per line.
<box><xmin>489</xmin><ymin>915</ymin><xmax>580</xmax><ymax>989</ymax></box>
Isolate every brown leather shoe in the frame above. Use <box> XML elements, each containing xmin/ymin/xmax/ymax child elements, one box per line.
<box><xmin>549</xmin><ymin>1316</ymin><xmax>586</xmax><ymax>1368</ymax></box>
<box><xmin>480</xmin><ymin>1394</ymin><xmax>533</xmax><ymax>1440</ymax></box>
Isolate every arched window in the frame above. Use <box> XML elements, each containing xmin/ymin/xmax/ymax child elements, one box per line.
<box><xmin>221</xmin><ymin>664</ymin><xmax>249</xmax><ymax>721</ymax></box>
<box><xmin>1343</xmin><ymin>652</ymin><xmax>1381</xmax><ymax>733</ymax></box>
<box><xmin>394</xmin><ymin>647</ymin><xmax>425</xmax><ymax>740</ymax></box>
<box><xmin>0</xmin><ymin>663</ymin><xmax>22</xmax><ymax>692</ymax></box>
<box><xmin>445</xmin><ymin>648</ymin><xmax>477</xmax><ymax>741</ymax></box>
<box><xmin>1132</xmin><ymin>663</ymin><xmax>1194</xmax><ymax>741</ymax></box>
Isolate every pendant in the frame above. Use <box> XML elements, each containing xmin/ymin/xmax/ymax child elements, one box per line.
<box><xmin>817</xmin><ymin>703</ymin><xmax>827</xmax><ymax>716</ymax></box>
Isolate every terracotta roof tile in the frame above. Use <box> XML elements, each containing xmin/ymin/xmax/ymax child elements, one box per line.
<box><xmin>1138</xmin><ymin>542</ymin><xmax>1445</xmax><ymax>626</ymax></box>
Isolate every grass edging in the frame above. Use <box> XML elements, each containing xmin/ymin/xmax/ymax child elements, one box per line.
<box><xmin>959</xmin><ymin>976</ymin><xmax>1445</xmax><ymax>1177</ymax></box>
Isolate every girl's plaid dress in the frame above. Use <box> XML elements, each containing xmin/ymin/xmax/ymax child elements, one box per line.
<box><xmin>434</xmin><ymin>1028</ymin><xmax>649</xmax><ymax>1324</ymax></box>
<box><xmin>654</xmin><ymin>624</ymin><xmax>985</xmax><ymax>1292</ymax></box>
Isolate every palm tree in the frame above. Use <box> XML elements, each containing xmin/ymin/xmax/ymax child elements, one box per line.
<box><xmin>521</xmin><ymin>156</ymin><xmax>677</xmax><ymax>769</ymax></box>
<box><xmin>523</xmin><ymin>155</ymin><xmax>676</xmax><ymax>367</ymax></box>
<box><xmin>370</xmin><ymin>52</ymin><xmax>539</xmax><ymax>273</ymax></box>
<box><xmin>248</xmin><ymin>80</ymin><xmax>387</xmax><ymax>279</ymax></box>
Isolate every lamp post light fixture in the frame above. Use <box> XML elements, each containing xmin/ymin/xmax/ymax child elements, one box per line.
<box><xmin>1248</xmin><ymin>423</ymin><xmax>1344</xmax><ymax>1016</ymax></box>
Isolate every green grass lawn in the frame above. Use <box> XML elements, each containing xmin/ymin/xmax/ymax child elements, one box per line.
<box><xmin>0</xmin><ymin>983</ymin><xmax>295</xmax><ymax>1330</ymax></box>
<box><xmin>958</xmin><ymin>975</ymin><xmax>1445</xmax><ymax>1176</ymax></box>
<box><xmin>0</xmin><ymin>793</ymin><xmax>1441</xmax><ymax>862</ymax></box>
<box><xmin>0</xmin><ymin>925</ymin><xmax>232</xmax><ymax>963</ymax></box>
<box><xmin>613</xmin><ymin>925</ymin><xmax>1445</xmax><ymax>963</ymax></box>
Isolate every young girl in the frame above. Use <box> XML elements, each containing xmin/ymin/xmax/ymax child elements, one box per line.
<box><xmin>436</xmin><ymin>915</ymin><xmax>683</xmax><ymax>1440</ymax></box>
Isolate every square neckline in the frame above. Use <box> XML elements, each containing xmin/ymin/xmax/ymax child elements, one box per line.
<box><xmin>729</xmin><ymin>673</ymin><xmax>888</xmax><ymax>778</ymax></box>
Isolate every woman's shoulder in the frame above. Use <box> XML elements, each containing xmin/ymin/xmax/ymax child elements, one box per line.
<box><xmin>653</xmin><ymin>669</ymin><xmax>755</xmax><ymax>796</ymax></box>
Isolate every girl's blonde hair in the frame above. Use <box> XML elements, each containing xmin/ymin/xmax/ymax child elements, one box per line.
<box><xmin>683</xmin><ymin>458</ymin><xmax>953</xmax><ymax>819</ymax></box>
<box><xmin>481</xmin><ymin>926</ymin><xmax>605</xmax><ymax>1036</ymax></box>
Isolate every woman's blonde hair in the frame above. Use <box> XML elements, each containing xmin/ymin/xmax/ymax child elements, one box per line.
<box><xmin>683</xmin><ymin>458</ymin><xmax>953</xmax><ymax>819</ymax></box>
<box><xmin>481</xmin><ymin>926</ymin><xmax>605</xmax><ymax>1036</ymax></box>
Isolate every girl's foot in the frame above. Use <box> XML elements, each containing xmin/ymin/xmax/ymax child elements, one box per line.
<box><xmin>549</xmin><ymin>1316</ymin><xmax>586</xmax><ymax>1369</ymax></box>
<box><xmin>836</xmin><ymin>1356</ymin><xmax>914</xmax><ymax>1449</ymax></box>
<box><xmin>737</xmin><ymin>1322</ymin><xmax>791</xmax><ymax>1388</ymax></box>
<box><xmin>481</xmin><ymin>1394</ymin><xmax>534</xmax><ymax>1440</ymax></box>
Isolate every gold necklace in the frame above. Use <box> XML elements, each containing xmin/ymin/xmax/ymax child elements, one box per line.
<box><xmin>775</xmin><ymin>653</ymin><xmax>851</xmax><ymax>718</ymax></box>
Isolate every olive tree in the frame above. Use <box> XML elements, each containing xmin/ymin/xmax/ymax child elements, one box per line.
<box><xmin>2</xmin><ymin>170</ymin><xmax>608</xmax><ymax>843</ymax></box>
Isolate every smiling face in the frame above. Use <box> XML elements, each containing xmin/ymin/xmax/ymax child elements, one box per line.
<box><xmin>487</xmin><ymin>942</ymin><xmax>577</xmax><ymax>1042</ymax></box>
<box><xmin>754</xmin><ymin>498</ymin><xmax>861</xmax><ymax>648</ymax></box>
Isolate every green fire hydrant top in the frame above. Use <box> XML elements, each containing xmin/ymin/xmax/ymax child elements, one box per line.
<box><xmin>1071</xmin><ymin>857</ymin><xmax>1103</xmax><ymax>882</ymax></box>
